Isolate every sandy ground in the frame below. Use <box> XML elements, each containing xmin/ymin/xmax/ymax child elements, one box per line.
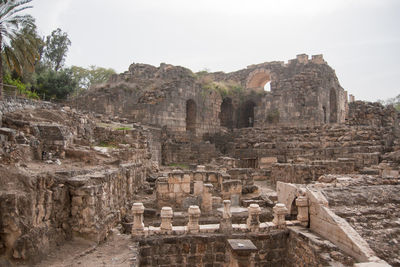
<box><xmin>25</xmin><ymin>230</ymin><xmax>133</xmax><ymax>267</ymax></box>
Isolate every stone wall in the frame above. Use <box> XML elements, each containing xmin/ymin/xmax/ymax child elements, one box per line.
<box><xmin>286</xmin><ymin>227</ymin><xmax>355</xmax><ymax>266</ymax></box>
<box><xmin>213</xmin><ymin>54</ymin><xmax>347</xmax><ymax>127</ymax></box>
<box><xmin>74</xmin><ymin>54</ymin><xmax>349</xmax><ymax>136</ymax></box>
<box><xmin>137</xmin><ymin>232</ymin><xmax>288</xmax><ymax>267</ymax></box>
<box><xmin>156</xmin><ymin>169</ymin><xmax>224</xmax><ymax>210</ymax></box>
<box><xmin>208</xmin><ymin>125</ymin><xmax>386</xmax><ymax>168</ymax></box>
<box><xmin>321</xmin><ymin>177</ymin><xmax>400</xmax><ymax>266</ymax></box>
<box><xmin>74</xmin><ymin>63</ymin><xmax>222</xmax><ymax>136</ymax></box>
<box><xmin>136</xmin><ymin>229</ymin><xmax>355</xmax><ymax>267</ymax></box>
<box><xmin>0</xmin><ymin>98</ymin><xmax>56</xmax><ymax>127</ymax></box>
<box><xmin>0</xmin><ymin>104</ymin><xmax>154</xmax><ymax>263</ymax></box>
<box><xmin>64</xmin><ymin>164</ymin><xmax>148</xmax><ymax>241</ymax></box>
<box><xmin>347</xmin><ymin>101</ymin><xmax>399</xmax><ymax>128</ymax></box>
<box><xmin>161</xmin><ymin>130</ymin><xmax>219</xmax><ymax>165</ymax></box>
<box><xmin>271</xmin><ymin>159</ymin><xmax>356</xmax><ymax>186</ymax></box>
<box><xmin>0</xmin><ymin>168</ymin><xmax>71</xmax><ymax>263</ymax></box>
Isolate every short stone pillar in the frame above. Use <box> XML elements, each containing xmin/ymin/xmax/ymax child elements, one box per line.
<box><xmin>227</xmin><ymin>239</ymin><xmax>258</xmax><ymax>267</ymax></box>
<box><xmin>201</xmin><ymin>183</ymin><xmax>213</xmax><ymax>213</ymax></box>
<box><xmin>219</xmin><ymin>200</ymin><xmax>232</xmax><ymax>233</ymax></box>
<box><xmin>187</xmin><ymin>205</ymin><xmax>201</xmax><ymax>233</ymax></box>
<box><xmin>160</xmin><ymin>207</ymin><xmax>173</xmax><ymax>232</ymax></box>
<box><xmin>273</xmin><ymin>203</ymin><xmax>288</xmax><ymax>229</ymax></box>
<box><xmin>132</xmin><ymin>202</ymin><xmax>145</xmax><ymax>235</ymax></box>
<box><xmin>296</xmin><ymin>196</ymin><xmax>309</xmax><ymax>227</ymax></box>
<box><xmin>246</xmin><ymin>204</ymin><xmax>261</xmax><ymax>231</ymax></box>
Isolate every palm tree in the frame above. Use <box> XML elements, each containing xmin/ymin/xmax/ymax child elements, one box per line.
<box><xmin>0</xmin><ymin>0</ymin><xmax>35</xmax><ymax>99</ymax></box>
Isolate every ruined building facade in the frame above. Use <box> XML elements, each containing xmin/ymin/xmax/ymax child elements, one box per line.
<box><xmin>76</xmin><ymin>54</ymin><xmax>347</xmax><ymax>135</ymax></box>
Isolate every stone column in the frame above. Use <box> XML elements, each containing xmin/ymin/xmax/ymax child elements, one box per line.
<box><xmin>219</xmin><ymin>200</ymin><xmax>232</xmax><ymax>233</ymax></box>
<box><xmin>187</xmin><ymin>205</ymin><xmax>201</xmax><ymax>233</ymax></box>
<box><xmin>132</xmin><ymin>202</ymin><xmax>144</xmax><ymax>235</ymax></box>
<box><xmin>201</xmin><ymin>183</ymin><xmax>213</xmax><ymax>213</ymax></box>
<box><xmin>296</xmin><ymin>196</ymin><xmax>309</xmax><ymax>227</ymax></box>
<box><xmin>246</xmin><ymin>204</ymin><xmax>261</xmax><ymax>231</ymax></box>
<box><xmin>160</xmin><ymin>207</ymin><xmax>173</xmax><ymax>232</ymax></box>
<box><xmin>273</xmin><ymin>203</ymin><xmax>288</xmax><ymax>229</ymax></box>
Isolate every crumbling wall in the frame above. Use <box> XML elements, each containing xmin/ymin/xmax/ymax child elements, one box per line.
<box><xmin>75</xmin><ymin>63</ymin><xmax>222</xmax><ymax>136</ymax></box>
<box><xmin>64</xmin><ymin>163</ymin><xmax>148</xmax><ymax>241</ymax></box>
<box><xmin>74</xmin><ymin>54</ymin><xmax>349</xmax><ymax>136</ymax></box>
<box><xmin>0</xmin><ymin>168</ymin><xmax>71</xmax><ymax>262</ymax></box>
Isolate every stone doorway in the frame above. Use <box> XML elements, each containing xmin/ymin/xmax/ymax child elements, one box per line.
<box><xmin>238</xmin><ymin>100</ymin><xmax>256</xmax><ymax>128</ymax></box>
<box><xmin>220</xmin><ymin>97</ymin><xmax>234</xmax><ymax>129</ymax></box>
<box><xmin>186</xmin><ymin>99</ymin><xmax>197</xmax><ymax>133</ymax></box>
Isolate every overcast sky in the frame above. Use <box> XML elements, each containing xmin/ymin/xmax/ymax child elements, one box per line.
<box><xmin>30</xmin><ymin>0</ymin><xmax>399</xmax><ymax>101</ymax></box>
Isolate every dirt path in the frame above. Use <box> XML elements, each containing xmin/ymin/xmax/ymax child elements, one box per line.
<box><xmin>27</xmin><ymin>230</ymin><xmax>133</xmax><ymax>267</ymax></box>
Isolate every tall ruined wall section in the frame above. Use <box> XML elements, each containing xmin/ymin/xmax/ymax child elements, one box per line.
<box><xmin>74</xmin><ymin>54</ymin><xmax>348</xmax><ymax>137</ymax></box>
<box><xmin>75</xmin><ymin>63</ymin><xmax>221</xmax><ymax>136</ymax></box>
<box><xmin>214</xmin><ymin>54</ymin><xmax>347</xmax><ymax>127</ymax></box>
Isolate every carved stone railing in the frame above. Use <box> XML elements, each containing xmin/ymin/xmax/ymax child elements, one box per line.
<box><xmin>131</xmin><ymin>201</ymin><xmax>308</xmax><ymax>237</ymax></box>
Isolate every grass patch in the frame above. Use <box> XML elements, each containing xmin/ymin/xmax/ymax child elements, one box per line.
<box><xmin>115</xmin><ymin>127</ymin><xmax>132</xmax><ymax>131</ymax></box>
<box><xmin>97</xmin><ymin>141</ymin><xmax>118</xmax><ymax>148</ymax></box>
<box><xmin>202</xmin><ymin>80</ymin><xmax>245</xmax><ymax>98</ymax></box>
<box><xmin>169</xmin><ymin>163</ymin><xmax>189</xmax><ymax>169</ymax></box>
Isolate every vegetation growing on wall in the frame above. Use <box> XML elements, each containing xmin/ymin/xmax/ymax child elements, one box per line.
<box><xmin>380</xmin><ymin>94</ymin><xmax>400</xmax><ymax>111</ymax></box>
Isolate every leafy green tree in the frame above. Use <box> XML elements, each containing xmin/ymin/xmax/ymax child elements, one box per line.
<box><xmin>43</xmin><ymin>28</ymin><xmax>71</xmax><ymax>71</ymax></box>
<box><xmin>70</xmin><ymin>65</ymin><xmax>116</xmax><ymax>91</ymax></box>
<box><xmin>0</xmin><ymin>0</ymin><xmax>37</xmax><ymax>98</ymax></box>
<box><xmin>36</xmin><ymin>68</ymin><xmax>77</xmax><ymax>100</ymax></box>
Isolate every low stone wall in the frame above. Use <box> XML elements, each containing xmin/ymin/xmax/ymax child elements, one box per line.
<box><xmin>156</xmin><ymin>169</ymin><xmax>224</xmax><ymax>209</ymax></box>
<box><xmin>271</xmin><ymin>159</ymin><xmax>355</xmax><ymax>186</ymax></box>
<box><xmin>0</xmin><ymin>98</ymin><xmax>56</xmax><ymax>121</ymax></box>
<box><xmin>64</xmin><ymin>163</ymin><xmax>148</xmax><ymax>241</ymax></box>
<box><xmin>137</xmin><ymin>232</ymin><xmax>288</xmax><ymax>267</ymax></box>
<box><xmin>136</xmin><ymin>227</ymin><xmax>356</xmax><ymax>267</ymax></box>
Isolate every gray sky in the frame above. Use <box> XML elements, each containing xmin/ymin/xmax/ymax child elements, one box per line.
<box><xmin>30</xmin><ymin>0</ymin><xmax>400</xmax><ymax>101</ymax></box>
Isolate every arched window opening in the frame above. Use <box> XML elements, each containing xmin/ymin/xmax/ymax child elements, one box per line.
<box><xmin>186</xmin><ymin>99</ymin><xmax>197</xmax><ymax>133</ymax></box>
<box><xmin>323</xmin><ymin>106</ymin><xmax>327</xmax><ymax>124</ymax></box>
<box><xmin>220</xmin><ymin>98</ymin><xmax>234</xmax><ymax>129</ymax></box>
<box><xmin>329</xmin><ymin>88</ymin><xmax>337</xmax><ymax>123</ymax></box>
<box><xmin>264</xmin><ymin>81</ymin><xmax>271</xmax><ymax>92</ymax></box>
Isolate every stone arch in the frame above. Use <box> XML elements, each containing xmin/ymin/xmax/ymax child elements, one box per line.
<box><xmin>186</xmin><ymin>99</ymin><xmax>197</xmax><ymax>133</ymax></box>
<box><xmin>219</xmin><ymin>97</ymin><xmax>234</xmax><ymax>129</ymax></box>
<box><xmin>238</xmin><ymin>100</ymin><xmax>256</xmax><ymax>128</ymax></box>
<box><xmin>329</xmin><ymin>88</ymin><xmax>337</xmax><ymax>123</ymax></box>
<box><xmin>246</xmin><ymin>69</ymin><xmax>271</xmax><ymax>91</ymax></box>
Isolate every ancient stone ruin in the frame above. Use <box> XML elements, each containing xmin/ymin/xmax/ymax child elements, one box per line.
<box><xmin>0</xmin><ymin>54</ymin><xmax>399</xmax><ymax>266</ymax></box>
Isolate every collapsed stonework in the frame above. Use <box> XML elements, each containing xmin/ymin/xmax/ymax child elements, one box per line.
<box><xmin>1</xmin><ymin>54</ymin><xmax>399</xmax><ymax>266</ymax></box>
